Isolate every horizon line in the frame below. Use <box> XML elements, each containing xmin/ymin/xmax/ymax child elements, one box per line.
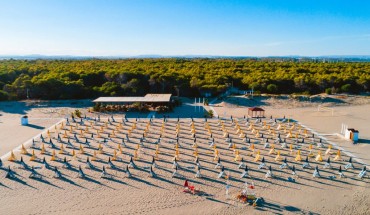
<box><xmin>1</xmin><ymin>54</ymin><xmax>370</xmax><ymax>59</ymax></box>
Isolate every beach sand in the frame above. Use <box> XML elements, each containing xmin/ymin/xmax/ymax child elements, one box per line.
<box><xmin>0</xmin><ymin>97</ymin><xmax>369</xmax><ymax>215</ymax></box>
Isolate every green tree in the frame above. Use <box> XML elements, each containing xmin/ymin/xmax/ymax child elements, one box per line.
<box><xmin>341</xmin><ymin>84</ymin><xmax>351</xmax><ymax>93</ymax></box>
<box><xmin>267</xmin><ymin>84</ymin><xmax>278</xmax><ymax>93</ymax></box>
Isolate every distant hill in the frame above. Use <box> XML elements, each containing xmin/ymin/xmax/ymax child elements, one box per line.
<box><xmin>1</xmin><ymin>54</ymin><xmax>370</xmax><ymax>62</ymax></box>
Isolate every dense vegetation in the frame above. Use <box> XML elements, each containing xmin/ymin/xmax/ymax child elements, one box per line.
<box><xmin>0</xmin><ymin>58</ymin><xmax>369</xmax><ymax>100</ymax></box>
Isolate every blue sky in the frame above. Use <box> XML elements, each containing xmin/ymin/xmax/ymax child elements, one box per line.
<box><xmin>0</xmin><ymin>0</ymin><xmax>369</xmax><ymax>56</ymax></box>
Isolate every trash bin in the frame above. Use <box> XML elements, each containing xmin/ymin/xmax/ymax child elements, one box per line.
<box><xmin>21</xmin><ymin>115</ymin><xmax>29</xmax><ymax>125</ymax></box>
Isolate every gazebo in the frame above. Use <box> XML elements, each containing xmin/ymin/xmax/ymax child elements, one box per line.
<box><xmin>248</xmin><ymin>107</ymin><xmax>265</xmax><ymax>118</ymax></box>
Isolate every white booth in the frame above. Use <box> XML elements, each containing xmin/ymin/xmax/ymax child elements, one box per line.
<box><xmin>344</xmin><ymin>128</ymin><xmax>359</xmax><ymax>142</ymax></box>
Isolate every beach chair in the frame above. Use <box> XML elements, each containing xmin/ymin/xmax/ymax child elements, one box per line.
<box><xmin>338</xmin><ymin>166</ymin><xmax>345</xmax><ymax>178</ymax></box>
<box><xmin>29</xmin><ymin>166</ymin><xmax>42</xmax><ymax>179</ymax></box>
<box><xmin>313</xmin><ymin>166</ymin><xmax>321</xmax><ymax>178</ymax></box>
<box><xmin>31</xmin><ymin>139</ymin><xmax>37</xmax><ymax>148</ymax></box>
<box><xmin>172</xmin><ymin>158</ymin><xmax>179</xmax><ymax>169</ymax></box>
<box><xmin>57</xmin><ymin>134</ymin><xmax>62</xmax><ymax>143</ymax></box>
<box><xmin>263</xmin><ymin>139</ymin><xmax>270</xmax><ymax>149</ymax></box>
<box><xmin>66</xmin><ymin>138</ymin><xmax>74</xmax><ymax>148</ymax></box>
<box><xmin>77</xmin><ymin>166</ymin><xmax>85</xmax><ymax>178</ymax></box>
<box><xmin>240</xmin><ymin>165</ymin><xmax>250</xmax><ymax>178</ymax></box>
<box><xmin>358</xmin><ymin>166</ymin><xmax>367</xmax><ymax>179</ymax></box>
<box><xmin>119</xmin><ymin>138</ymin><xmax>125</xmax><ymax>147</ymax></box>
<box><xmin>172</xmin><ymin>166</ymin><xmax>180</xmax><ymax>178</ymax></box>
<box><xmin>49</xmin><ymin>138</ymin><xmax>56</xmax><ymax>148</ymax></box>
<box><xmin>291</xmin><ymin>165</ymin><xmax>297</xmax><ymax>177</ymax></box>
<box><xmin>85</xmin><ymin>138</ymin><xmax>90</xmax><ymax>147</ymax></box>
<box><xmin>85</xmin><ymin>157</ymin><xmax>94</xmax><ymax>169</ymax></box>
<box><xmin>279</xmin><ymin>157</ymin><xmax>289</xmax><ymax>169</ymax></box>
<box><xmin>54</xmin><ymin>167</ymin><xmax>62</xmax><ymax>178</ymax></box>
<box><xmin>192</xmin><ymin>139</ymin><xmax>197</xmax><ymax>148</ymax></box>
<box><xmin>302</xmin><ymin>157</ymin><xmax>311</xmax><ymax>169</ymax></box>
<box><xmin>265</xmin><ymin>166</ymin><xmax>273</xmax><ymax>178</ymax></box>
<box><xmin>42</xmin><ymin>157</ymin><xmax>51</xmax><ymax>169</ymax></box>
<box><xmin>128</xmin><ymin>157</ymin><xmax>136</xmax><ymax>169</ymax></box>
<box><xmin>74</xmin><ymin>134</ymin><xmax>80</xmax><ymax>143</ymax></box>
<box><xmin>217</xmin><ymin>166</ymin><xmax>225</xmax><ymax>179</ymax></box>
<box><xmin>5</xmin><ymin>166</ymin><xmax>16</xmax><ymax>179</ymax></box>
<box><xmin>317</xmin><ymin>138</ymin><xmax>324</xmax><ymax>148</ymax></box>
<box><xmin>209</xmin><ymin>140</ymin><xmax>215</xmax><ymax>148</ymax></box>
<box><xmin>258</xmin><ymin>157</ymin><xmax>266</xmax><ymax>169</ymax></box>
<box><xmin>323</xmin><ymin>157</ymin><xmax>331</xmax><ymax>169</ymax></box>
<box><xmin>126</xmin><ymin>166</ymin><xmax>132</xmax><ymax>178</ymax></box>
<box><xmin>19</xmin><ymin>157</ymin><xmax>29</xmax><ymax>169</ymax></box>
<box><xmin>101</xmin><ymin>166</ymin><xmax>111</xmax><ymax>178</ymax></box>
<box><xmin>344</xmin><ymin>157</ymin><xmax>354</xmax><ymax>170</ymax></box>
<box><xmin>281</xmin><ymin>140</ymin><xmax>287</xmax><ymax>148</ymax></box>
<box><xmin>153</xmin><ymin>137</ymin><xmax>161</xmax><ymax>145</ymax></box>
<box><xmin>195</xmin><ymin>166</ymin><xmax>202</xmax><ymax>178</ymax></box>
<box><xmin>149</xmin><ymin>166</ymin><xmax>156</xmax><ymax>178</ymax></box>
<box><xmin>215</xmin><ymin>157</ymin><xmax>222</xmax><ymax>169</ymax></box>
<box><xmin>40</xmin><ymin>134</ymin><xmax>45</xmax><ymax>143</ymax></box>
<box><xmin>63</xmin><ymin>157</ymin><xmax>71</xmax><ymax>169</ymax></box>
<box><xmin>243</xmin><ymin>135</ymin><xmax>249</xmax><ymax>145</ymax></box>
<box><xmin>195</xmin><ymin>157</ymin><xmax>201</xmax><ymax>168</ymax></box>
<box><xmin>106</xmin><ymin>157</ymin><xmax>116</xmax><ymax>169</ymax></box>
<box><xmin>151</xmin><ymin>156</ymin><xmax>157</xmax><ymax>168</ymax></box>
<box><xmin>238</xmin><ymin>158</ymin><xmax>246</xmax><ymax>169</ymax></box>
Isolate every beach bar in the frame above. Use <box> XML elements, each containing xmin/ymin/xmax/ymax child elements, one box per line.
<box><xmin>93</xmin><ymin>94</ymin><xmax>172</xmax><ymax>106</ymax></box>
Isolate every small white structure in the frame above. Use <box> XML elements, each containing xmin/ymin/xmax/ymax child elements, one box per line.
<box><xmin>21</xmin><ymin>115</ymin><xmax>29</xmax><ymax>125</ymax></box>
<box><xmin>341</xmin><ymin>124</ymin><xmax>359</xmax><ymax>142</ymax></box>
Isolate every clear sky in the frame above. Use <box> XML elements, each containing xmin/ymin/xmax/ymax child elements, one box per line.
<box><xmin>0</xmin><ymin>0</ymin><xmax>369</xmax><ymax>56</ymax></box>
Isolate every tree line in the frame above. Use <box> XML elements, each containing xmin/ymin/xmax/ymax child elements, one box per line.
<box><xmin>0</xmin><ymin>58</ymin><xmax>369</xmax><ymax>101</ymax></box>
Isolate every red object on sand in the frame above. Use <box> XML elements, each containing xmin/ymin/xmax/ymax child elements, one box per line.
<box><xmin>183</xmin><ymin>180</ymin><xmax>196</xmax><ymax>194</ymax></box>
<box><xmin>184</xmin><ymin>180</ymin><xmax>189</xmax><ymax>187</ymax></box>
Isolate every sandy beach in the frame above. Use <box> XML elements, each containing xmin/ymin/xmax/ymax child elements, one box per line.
<box><xmin>0</xmin><ymin>96</ymin><xmax>369</xmax><ymax>215</ymax></box>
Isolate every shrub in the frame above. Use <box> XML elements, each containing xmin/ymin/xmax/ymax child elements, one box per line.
<box><xmin>204</xmin><ymin>110</ymin><xmax>214</xmax><ymax>118</ymax></box>
<box><xmin>253</xmin><ymin>91</ymin><xmax>261</xmax><ymax>96</ymax></box>
<box><xmin>208</xmin><ymin>110</ymin><xmax>214</xmax><ymax>118</ymax></box>
<box><xmin>74</xmin><ymin>109</ymin><xmax>82</xmax><ymax>118</ymax></box>
<box><xmin>204</xmin><ymin>98</ymin><xmax>209</xmax><ymax>106</ymax></box>
<box><xmin>139</xmin><ymin>105</ymin><xmax>150</xmax><ymax>112</ymax></box>
<box><xmin>341</xmin><ymin>84</ymin><xmax>351</xmax><ymax>93</ymax></box>
<box><xmin>156</xmin><ymin>106</ymin><xmax>169</xmax><ymax>113</ymax></box>
<box><xmin>325</xmin><ymin>88</ymin><xmax>332</xmax><ymax>95</ymax></box>
<box><xmin>121</xmin><ymin>105</ymin><xmax>128</xmax><ymax>112</ymax></box>
<box><xmin>267</xmin><ymin>84</ymin><xmax>278</xmax><ymax>93</ymax></box>
<box><xmin>93</xmin><ymin>103</ymin><xmax>101</xmax><ymax>112</ymax></box>
<box><xmin>130</xmin><ymin>102</ymin><xmax>140</xmax><ymax>111</ymax></box>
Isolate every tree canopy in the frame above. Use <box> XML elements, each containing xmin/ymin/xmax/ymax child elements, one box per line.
<box><xmin>0</xmin><ymin>58</ymin><xmax>369</xmax><ymax>100</ymax></box>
